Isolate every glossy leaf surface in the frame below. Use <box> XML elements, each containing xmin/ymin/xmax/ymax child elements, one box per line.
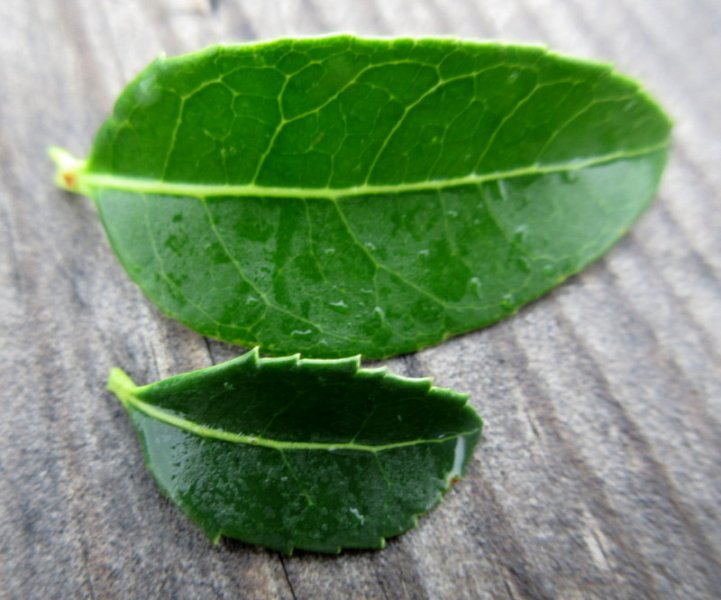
<box><xmin>107</xmin><ymin>349</ymin><xmax>482</xmax><ymax>553</ymax></box>
<box><xmin>55</xmin><ymin>36</ymin><xmax>672</xmax><ymax>358</ymax></box>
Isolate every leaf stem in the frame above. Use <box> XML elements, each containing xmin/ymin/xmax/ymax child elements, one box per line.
<box><xmin>48</xmin><ymin>146</ymin><xmax>89</xmax><ymax>195</ymax></box>
<box><xmin>107</xmin><ymin>367</ymin><xmax>139</xmax><ymax>409</ymax></box>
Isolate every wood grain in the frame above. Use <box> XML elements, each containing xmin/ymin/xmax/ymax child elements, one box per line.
<box><xmin>1</xmin><ymin>0</ymin><xmax>719</xmax><ymax>598</ymax></box>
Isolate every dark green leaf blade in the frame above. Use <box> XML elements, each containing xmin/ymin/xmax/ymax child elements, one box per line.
<box><xmin>54</xmin><ymin>36</ymin><xmax>672</xmax><ymax>358</ymax></box>
<box><xmin>107</xmin><ymin>348</ymin><xmax>482</xmax><ymax>553</ymax></box>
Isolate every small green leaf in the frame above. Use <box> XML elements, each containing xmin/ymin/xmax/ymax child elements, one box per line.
<box><xmin>107</xmin><ymin>348</ymin><xmax>482</xmax><ymax>554</ymax></box>
<box><xmin>55</xmin><ymin>36</ymin><xmax>672</xmax><ymax>358</ymax></box>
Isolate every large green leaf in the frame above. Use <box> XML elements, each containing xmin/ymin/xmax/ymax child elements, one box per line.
<box><xmin>53</xmin><ymin>36</ymin><xmax>672</xmax><ymax>358</ymax></box>
<box><xmin>107</xmin><ymin>348</ymin><xmax>482</xmax><ymax>553</ymax></box>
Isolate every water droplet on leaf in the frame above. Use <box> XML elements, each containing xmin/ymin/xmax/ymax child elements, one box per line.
<box><xmin>329</xmin><ymin>299</ymin><xmax>349</xmax><ymax>313</ymax></box>
<box><xmin>468</xmin><ymin>276</ymin><xmax>483</xmax><ymax>298</ymax></box>
<box><xmin>516</xmin><ymin>256</ymin><xmax>531</xmax><ymax>273</ymax></box>
<box><xmin>291</xmin><ymin>329</ymin><xmax>313</xmax><ymax>339</ymax></box>
<box><xmin>513</xmin><ymin>225</ymin><xmax>528</xmax><ymax>244</ymax></box>
<box><xmin>542</xmin><ymin>264</ymin><xmax>556</xmax><ymax>277</ymax></box>
<box><xmin>500</xmin><ymin>293</ymin><xmax>515</xmax><ymax>313</ymax></box>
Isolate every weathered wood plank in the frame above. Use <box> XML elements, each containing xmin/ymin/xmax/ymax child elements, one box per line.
<box><xmin>0</xmin><ymin>0</ymin><xmax>719</xmax><ymax>598</ymax></box>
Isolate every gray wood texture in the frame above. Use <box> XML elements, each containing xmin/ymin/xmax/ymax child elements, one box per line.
<box><xmin>1</xmin><ymin>0</ymin><xmax>719</xmax><ymax>598</ymax></box>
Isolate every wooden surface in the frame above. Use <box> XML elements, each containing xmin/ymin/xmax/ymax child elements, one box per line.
<box><xmin>1</xmin><ymin>1</ymin><xmax>720</xmax><ymax>598</ymax></box>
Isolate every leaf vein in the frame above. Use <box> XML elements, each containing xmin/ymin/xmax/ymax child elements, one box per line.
<box><xmin>126</xmin><ymin>392</ymin><xmax>475</xmax><ymax>453</ymax></box>
<box><xmin>79</xmin><ymin>145</ymin><xmax>667</xmax><ymax>200</ymax></box>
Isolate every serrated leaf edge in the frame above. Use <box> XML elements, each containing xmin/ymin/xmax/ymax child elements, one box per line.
<box><xmin>107</xmin><ymin>348</ymin><xmax>481</xmax><ymax>455</ymax></box>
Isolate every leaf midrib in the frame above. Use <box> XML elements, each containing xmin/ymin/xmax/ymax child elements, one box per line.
<box><xmin>81</xmin><ymin>144</ymin><xmax>666</xmax><ymax>199</ymax></box>
<box><xmin>108</xmin><ymin>368</ymin><xmax>476</xmax><ymax>453</ymax></box>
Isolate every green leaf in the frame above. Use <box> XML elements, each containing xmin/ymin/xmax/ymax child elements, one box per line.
<box><xmin>107</xmin><ymin>348</ymin><xmax>482</xmax><ymax>553</ymax></box>
<box><xmin>53</xmin><ymin>36</ymin><xmax>672</xmax><ymax>358</ymax></box>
